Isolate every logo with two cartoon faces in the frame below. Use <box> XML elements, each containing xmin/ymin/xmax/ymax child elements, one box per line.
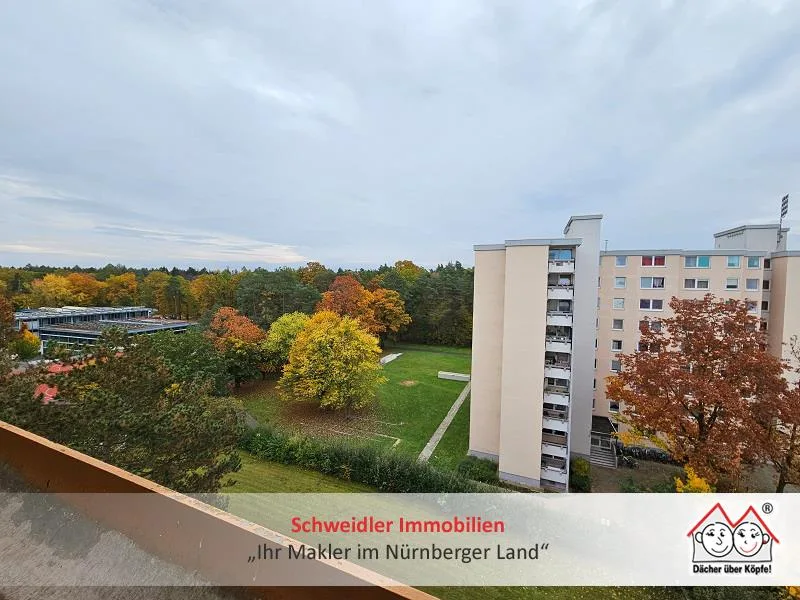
<box><xmin>688</xmin><ymin>503</ymin><xmax>778</xmax><ymax>564</ymax></box>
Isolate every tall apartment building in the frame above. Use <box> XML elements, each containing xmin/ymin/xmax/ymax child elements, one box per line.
<box><xmin>469</xmin><ymin>215</ymin><xmax>602</xmax><ymax>490</ymax></box>
<box><xmin>470</xmin><ymin>216</ymin><xmax>800</xmax><ymax>491</ymax></box>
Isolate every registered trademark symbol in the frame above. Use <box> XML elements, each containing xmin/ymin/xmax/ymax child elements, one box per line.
<box><xmin>762</xmin><ymin>503</ymin><xmax>773</xmax><ymax>514</ymax></box>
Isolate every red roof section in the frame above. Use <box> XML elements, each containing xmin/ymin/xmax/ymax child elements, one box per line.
<box><xmin>687</xmin><ymin>502</ymin><xmax>780</xmax><ymax>543</ymax></box>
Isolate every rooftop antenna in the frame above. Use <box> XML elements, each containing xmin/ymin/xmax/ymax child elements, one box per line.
<box><xmin>778</xmin><ymin>194</ymin><xmax>789</xmax><ymax>249</ymax></box>
<box><xmin>604</xmin><ymin>240</ymin><xmax>609</xmax><ymax>252</ymax></box>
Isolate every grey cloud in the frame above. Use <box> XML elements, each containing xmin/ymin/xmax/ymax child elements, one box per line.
<box><xmin>0</xmin><ymin>0</ymin><xmax>799</xmax><ymax>268</ymax></box>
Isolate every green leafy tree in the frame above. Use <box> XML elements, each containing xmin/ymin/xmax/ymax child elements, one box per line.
<box><xmin>0</xmin><ymin>332</ymin><xmax>243</xmax><ymax>493</ymax></box>
<box><xmin>236</xmin><ymin>269</ymin><xmax>319</xmax><ymax>328</ymax></box>
<box><xmin>144</xmin><ymin>329</ymin><xmax>230</xmax><ymax>395</ymax></box>
<box><xmin>279</xmin><ymin>311</ymin><xmax>386</xmax><ymax>414</ymax></box>
<box><xmin>263</xmin><ymin>312</ymin><xmax>311</xmax><ymax>373</ymax></box>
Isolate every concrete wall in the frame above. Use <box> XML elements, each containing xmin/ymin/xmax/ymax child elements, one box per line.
<box><xmin>768</xmin><ymin>254</ymin><xmax>800</xmax><ymax>374</ymax></box>
<box><xmin>0</xmin><ymin>420</ymin><xmax>433</xmax><ymax>600</ymax></box>
<box><xmin>497</xmin><ymin>245</ymin><xmax>549</xmax><ymax>486</ymax></box>
<box><xmin>563</xmin><ymin>216</ymin><xmax>602</xmax><ymax>457</ymax></box>
<box><xmin>468</xmin><ymin>248</ymin><xmax>506</xmax><ymax>460</ymax></box>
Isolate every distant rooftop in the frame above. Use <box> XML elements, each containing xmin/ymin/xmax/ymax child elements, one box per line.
<box><xmin>42</xmin><ymin>318</ymin><xmax>191</xmax><ymax>333</ymax></box>
<box><xmin>14</xmin><ymin>306</ymin><xmax>151</xmax><ymax>319</ymax></box>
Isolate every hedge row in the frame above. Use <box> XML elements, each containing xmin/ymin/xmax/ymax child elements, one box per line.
<box><xmin>240</xmin><ymin>426</ymin><xmax>506</xmax><ymax>493</ymax></box>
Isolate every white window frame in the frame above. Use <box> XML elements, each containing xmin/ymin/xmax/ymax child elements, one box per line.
<box><xmin>684</xmin><ymin>278</ymin><xmax>710</xmax><ymax>289</ymax></box>
<box><xmin>611</xmin><ymin>359</ymin><xmax>621</xmax><ymax>372</ymax></box>
<box><xmin>747</xmin><ymin>256</ymin><xmax>760</xmax><ymax>268</ymax></box>
<box><xmin>614</xmin><ymin>276</ymin><xmax>626</xmax><ymax>289</ymax></box>
<box><xmin>746</xmin><ymin>278</ymin><xmax>759</xmax><ymax>290</ymax></box>
<box><xmin>684</xmin><ymin>255</ymin><xmax>710</xmax><ymax>268</ymax></box>
<box><xmin>640</xmin><ymin>276</ymin><xmax>665</xmax><ymax>289</ymax></box>
<box><xmin>612</xmin><ymin>318</ymin><xmax>624</xmax><ymax>330</ymax></box>
<box><xmin>640</xmin><ymin>298</ymin><xmax>664</xmax><ymax>311</ymax></box>
<box><xmin>727</xmin><ymin>256</ymin><xmax>741</xmax><ymax>268</ymax></box>
<box><xmin>762</xmin><ymin>300</ymin><xmax>769</xmax><ymax>311</ymax></box>
<box><xmin>615</xmin><ymin>256</ymin><xmax>627</xmax><ymax>267</ymax></box>
<box><xmin>612</xmin><ymin>298</ymin><xmax>625</xmax><ymax>310</ymax></box>
<box><xmin>611</xmin><ymin>339</ymin><xmax>623</xmax><ymax>352</ymax></box>
<box><xmin>609</xmin><ymin>401</ymin><xmax>620</xmax><ymax>413</ymax></box>
<box><xmin>725</xmin><ymin>277</ymin><xmax>739</xmax><ymax>290</ymax></box>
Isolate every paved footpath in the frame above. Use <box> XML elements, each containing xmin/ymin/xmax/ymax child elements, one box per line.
<box><xmin>417</xmin><ymin>381</ymin><xmax>471</xmax><ymax>463</ymax></box>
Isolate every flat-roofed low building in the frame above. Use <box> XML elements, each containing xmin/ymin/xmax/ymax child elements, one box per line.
<box><xmin>12</xmin><ymin>306</ymin><xmax>193</xmax><ymax>352</ymax></box>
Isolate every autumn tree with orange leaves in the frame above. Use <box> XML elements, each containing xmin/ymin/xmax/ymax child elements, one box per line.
<box><xmin>316</xmin><ymin>275</ymin><xmax>411</xmax><ymax>342</ymax></box>
<box><xmin>206</xmin><ymin>307</ymin><xmax>267</xmax><ymax>387</ymax></box>
<box><xmin>607</xmin><ymin>294</ymin><xmax>786</xmax><ymax>485</ymax></box>
<box><xmin>753</xmin><ymin>335</ymin><xmax>800</xmax><ymax>492</ymax></box>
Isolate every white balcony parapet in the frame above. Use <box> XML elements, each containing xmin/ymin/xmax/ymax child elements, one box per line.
<box><xmin>540</xmin><ymin>466</ymin><xmax>568</xmax><ymax>484</ymax></box>
<box><xmin>544</xmin><ymin>366</ymin><xmax>571</xmax><ymax>380</ymax></box>
<box><xmin>547</xmin><ymin>287</ymin><xmax>574</xmax><ymax>300</ymax></box>
<box><xmin>543</xmin><ymin>416</ymin><xmax>569</xmax><ymax>431</ymax></box>
<box><xmin>541</xmin><ymin>441</ymin><xmax>568</xmax><ymax>458</ymax></box>
<box><xmin>545</xmin><ymin>339</ymin><xmax>572</xmax><ymax>353</ymax></box>
<box><xmin>544</xmin><ymin>392</ymin><xmax>569</xmax><ymax>407</ymax></box>
<box><xmin>546</xmin><ymin>313</ymin><xmax>573</xmax><ymax>327</ymax></box>
<box><xmin>548</xmin><ymin>260</ymin><xmax>575</xmax><ymax>274</ymax></box>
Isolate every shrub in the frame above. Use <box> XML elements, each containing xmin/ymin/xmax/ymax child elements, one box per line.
<box><xmin>240</xmin><ymin>426</ymin><xmax>505</xmax><ymax>493</ymax></box>
<box><xmin>456</xmin><ymin>456</ymin><xmax>499</xmax><ymax>484</ymax></box>
<box><xmin>569</xmin><ymin>457</ymin><xmax>591</xmax><ymax>492</ymax></box>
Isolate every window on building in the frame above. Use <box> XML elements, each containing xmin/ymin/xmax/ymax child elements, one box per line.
<box><xmin>615</xmin><ymin>256</ymin><xmax>627</xmax><ymax>267</ymax></box>
<box><xmin>762</xmin><ymin>300</ymin><xmax>769</xmax><ymax>311</ymax></box>
<box><xmin>684</xmin><ymin>256</ymin><xmax>710</xmax><ymax>268</ymax></box>
<box><xmin>640</xmin><ymin>299</ymin><xmax>664</xmax><ymax>310</ymax></box>
<box><xmin>727</xmin><ymin>256</ymin><xmax>741</xmax><ymax>268</ymax></box>
<box><xmin>611</xmin><ymin>359</ymin><xmax>621</xmax><ymax>372</ymax></box>
<box><xmin>638</xmin><ymin>341</ymin><xmax>660</xmax><ymax>352</ymax></box>
<box><xmin>593</xmin><ymin>378</ymin><xmax>596</xmax><ymax>390</ymax></box>
<box><xmin>612</xmin><ymin>318</ymin><xmax>624</xmax><ymax>330</ymax></box>
<box><xmin>609</xmin><ymin>401</ymin><xmax>620</xmax><ymax>413</ymax></box>
<box><xmin>638</xmin><ymin>319</ymin><xmax>661</xmax><ymax>332</ymax></box>
<box><xmin>760</xmin><ymin>321</ymin><xmax>768</xmax><ymax>332</ymax></box>
<box><xmin>725</xmin><ymin>278</ymin><xmax>739</xmax><ymax>290</ymax></box>
<box><xmin>613</xmin><ymin>298</ymin><xmax>625</xmax><ymax>309</ymax></box>
<box><xmin>764</xmin><ymin>258</ymin><xmax>771</xmax><ymax>269</ymax></box>
<box><xmin>642</xmin><ymin>255</ymin><xmax>666</xmax><ymax>266</ymax></box>
<box><xmin>763</xmin><ymin>280</ymin><xmax>770</xmax><ymax>290</ymax></box>
<box><xmin>592</xmin><ymin>397</ymin><xmax>596</xmax><ymax>409</ymax></box>
<box><xmin>747</xmin><ymin>256</ymin><xmax>760</xmax><ymax>268</ymax></box>
<box><xmin>612</xmin><ymin>340</ymin><xmax>623</xmax><ymax>351</ymax></box>
<box><xmin>684</xmin><ymin>278</ymin><xmax>710</xmax><ymax>289</ymax></box>
<box><xmin>746</xmin><ymin>279</ymin><xmax>759</xmax><ymax>290</ymax></box>
<box><xmin>640</xmin><ymin>276</ymin><xmax>665</xmax><ymax>289</ymax></box>
<box><xmin>651</xmin><ymin>320</ymin><xmax>662</xmax><ymax>332</ymax></box>
<box><xmin>746</xmin><ymin>301</ymin><xmax>758</xmax><ymax>314</ymax></box>
<box><xmin>614</xmin><ymin>276</ymin><xmax>626</xmax><ymax>288</ymax></box>
<box><xmin>549</xmin><ymin>248</ymin><xmax>574</xmax><ymax>261</ymax></box>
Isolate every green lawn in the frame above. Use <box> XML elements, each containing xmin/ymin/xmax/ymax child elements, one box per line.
<box><xmin>376</xmin><ymin>347</ymin><xmax>471</xmax><ymax>456</ymax></box>
<box><xmin>222</xmin><ymin>451</ymin><xmax>373</xmax><ymax>493</ymax></box>
<box><xmin>238</xmin><ymin>344</ymin><xmax>473</xmax><ymax>466</ymax></box>
<box><xmin>428</xmin><ymin>396</ymin><xmax>471</xmax><ymax>471</ymax></box>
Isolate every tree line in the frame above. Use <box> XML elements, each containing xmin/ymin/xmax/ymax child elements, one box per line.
<box><xmin>0</xmin><ymin>259</ymin><xmax>473</xmax><ymax>346</ymax></box>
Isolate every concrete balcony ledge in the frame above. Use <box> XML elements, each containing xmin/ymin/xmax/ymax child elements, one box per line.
<box><xmin>546</xmin><ymin>287</ymin><xmax>574</xmax><ymax>300</ymax></box>
<box><xmin>540</xmin><ymin>467</ymin><xmax>568</xmax><ymax>484</ymax></box>
<box><xmin>545</xmin><ymin>340</ymin><xmax>572</xmax><ymax>354</ymax></box>
<box><xmin>545</xmin><ymin>314</ymin><xmax>573</xmax><ymax>327</ymax></box>
<box><xmin>544</xmin><ymin>366</ymin><xmax>570</xmax><ymax>380</ymax></box>
<box><xmin>541</xmin><ymin>442</ymin><xmax>568</xmax><ymax>458</ymax></box>
<box><xmin>547</xmin><ymin>261</ymin><xmax>575</xmax><ymax>274</ymax></box>
<box><xmin>0</xmin><ymin>420</ymin><xmax>433</xmax><ymax>598</ymax></box>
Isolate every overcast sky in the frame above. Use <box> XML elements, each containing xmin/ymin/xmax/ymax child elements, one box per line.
<box><xmin>1</xmin><ymin>0</ymin><xmax>799</xmax><ymax>270</ymax></box>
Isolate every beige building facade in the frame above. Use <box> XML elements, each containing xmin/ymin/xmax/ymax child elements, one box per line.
<box><xmin>469</xmin><ymin>215</ymin><xmax>602</xmax><ymax>490</ymax></box>
<box><xmin>470</xmin><ymin>218</ymin><xmax>800</xmax><ymax>491</ymax></box>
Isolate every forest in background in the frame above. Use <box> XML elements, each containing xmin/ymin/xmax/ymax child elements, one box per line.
<box><xmin>0</xmin><ymin>260</ymin><xmax>473</xmax><ymax>346</ymax></box>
